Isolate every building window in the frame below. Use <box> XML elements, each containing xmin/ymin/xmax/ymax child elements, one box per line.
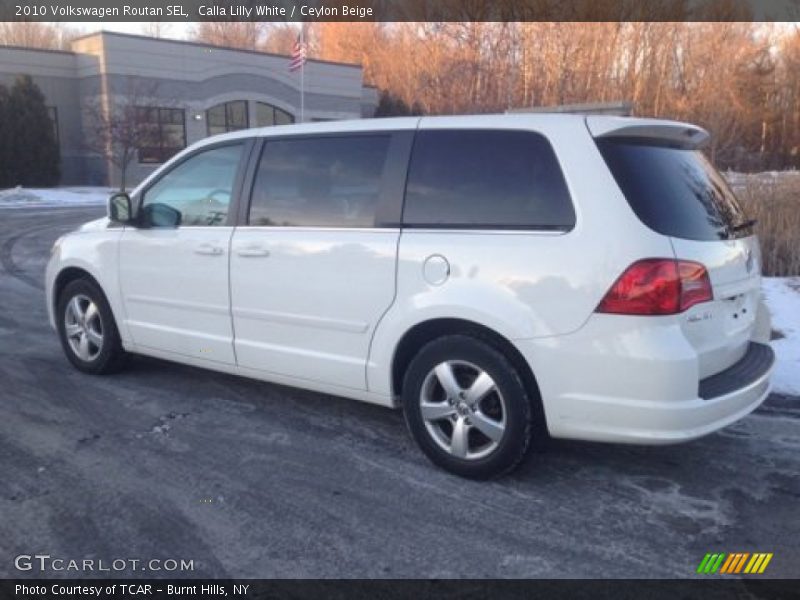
<box><xmin>47</xmin><ymin>106</ymin><xmax>59</xmax><ymax>145</ymax></box>
<box><xmin>207</xmin><ymin>100</ymin><xmax>249</xmax><ymax>136</ymax></box>
<box><xmin>255</xmin><ymin>102</ymin><xmax>294</xmax><ymax>127</ymax></box>
<box><xmin>136</xmin><ymin>107</ymin><xmax>186</xmax><ymax>164</ymax></box>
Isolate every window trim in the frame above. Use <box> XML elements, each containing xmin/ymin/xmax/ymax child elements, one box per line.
<box><xmin>400</xmin><ymin>222</ymin><xmax>573</xmax><ymax>232</ymax></box>
<box><xmin>134</xmin><ymin>138</ymin><xmax>256</xmax><ymax>229</ymax></box>
<box><xmin>135</xmin><ymin>106</ymin><xmax>187</xmax><ymax>165</ymax></box>
<box><xmin>400</xmin><ymin>128</ymin><xmax>576</xmax><ymax>233</ymax></box>
<box><xmin>240</xmin><ymin>131</ymin><xmax>412</xmax><ymax>229</ymax></box>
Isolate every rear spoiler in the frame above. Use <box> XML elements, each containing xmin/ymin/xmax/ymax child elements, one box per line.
<box><xmin>586</xmin><ymin>116</ymin><xmax>710</xmax><ymax>150</ymax></box>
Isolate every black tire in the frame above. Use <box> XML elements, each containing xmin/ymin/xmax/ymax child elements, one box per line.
<box><xmin>402</xmin><ymin>334</ymin><xmax>534</xmax><ymax>479</ymax></box>
<box><xmin>56</xmin><ymin>278</ymin><xmax>128</xmax><ymax>375</ymax></box>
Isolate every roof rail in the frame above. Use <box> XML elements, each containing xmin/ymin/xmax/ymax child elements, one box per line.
<box><xmin>506</xmin><ymin>101</ymin><xmax>633</xmax><ymax>116</ymax></box>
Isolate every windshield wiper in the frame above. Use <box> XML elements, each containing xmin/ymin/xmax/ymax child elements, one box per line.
<box><xmin>729</xmin><ymin>219</ymin><xmax>758</xmax><ymax>233</ymax></box>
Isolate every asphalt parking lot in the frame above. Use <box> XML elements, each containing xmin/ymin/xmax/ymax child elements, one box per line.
<box><xmin>0</xmin><ymin>205</ymin><xmax>798</xmax><ymax>579</ymax></box>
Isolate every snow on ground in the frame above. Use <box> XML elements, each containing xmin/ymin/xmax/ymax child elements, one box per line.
<box><xmin>724</xmin><ymin>169</ymin><xmax>800</xmax><ymax>192</ymax></box>
<box><xmin>763</xmin><ymin>277</ymin><xmax>800</xmax><ymax>396</ymax></box>
<box><xmin>0</xmin><ymin>186</ymin><xmax>112</xmax><ymax>208</ymax></box>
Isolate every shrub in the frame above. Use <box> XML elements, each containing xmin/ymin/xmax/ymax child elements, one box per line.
<box><xmin>729</xmin><ymin>172</ymin><xmax>800</xmax><ymax>277</ymax></box>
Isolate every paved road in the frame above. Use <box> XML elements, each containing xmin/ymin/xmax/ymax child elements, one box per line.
<box><xmin>0</xmin><ymin>206</ymin><xmax>798</xmax><ymax>579</ymax></box>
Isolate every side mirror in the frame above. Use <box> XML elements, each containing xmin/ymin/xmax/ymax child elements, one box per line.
<box><xmin>108</xmin><ymin>192</ymin><xmax>133</xmax><ymax>223</ymax></box>
<box><xmin>140</xmin><ymin>203</ymin><xmax>182</xmax><ymax>228</ymax></box>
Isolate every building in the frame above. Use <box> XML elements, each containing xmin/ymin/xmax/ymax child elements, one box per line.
<box><xmin>0</xmin><ymin>31</ymin><xmax>378</xmax><ymax>187</ymax></box>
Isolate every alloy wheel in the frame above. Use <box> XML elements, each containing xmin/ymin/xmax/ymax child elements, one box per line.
<box><xmin>64</xmin><ymin>294</ymin><xmax>104</xmax><ymax>362</ymax></box>
<box><xmin>419</xmin><ymin>360</ymin><xmax>507</xmax><ymax>460</ymax></box>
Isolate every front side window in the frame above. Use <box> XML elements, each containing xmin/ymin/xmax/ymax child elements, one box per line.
<box><xmin>403</xmin><ymin>130</ymin><xmax>575</xmax><ymax>230</ymax></box>
<box><xmin>207</xmin><ymin>101</ymin><xmax>249</xmax><ymax>136</ymax></box>
<box><xmin>249</xmin><ymin>135</ymin><xmax>390</xmax><ymax>228</ymax></box>
<box><xmin>255</xmin><ymin>102</ymin><xmax>294</xmax><ymax>127</ymax></box>
<box><xmin>142</xmin><ymin>143</ymin><xmax>244</xmax><ymax>227</ymax></box>
<box><xmin>136</xmin><ymin>107</ymin><xmax>186</xmax><ymax>164</ymax></box>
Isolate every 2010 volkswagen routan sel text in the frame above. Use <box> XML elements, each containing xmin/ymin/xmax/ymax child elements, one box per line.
<box><xmin>46</xmin><ymin>115</ymin><xmax>775</xmax><ymax>478</ymax></box>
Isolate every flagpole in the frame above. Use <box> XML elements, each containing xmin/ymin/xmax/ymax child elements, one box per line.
<box><xmin>300</xmin><ymin>25</ymin><xmax>305</xmax><ymax>123</ymax></box>
<box><xmin>289</xmin><ymin>25</ymin><xmax>306</xmax><ymax>121</ymax></box>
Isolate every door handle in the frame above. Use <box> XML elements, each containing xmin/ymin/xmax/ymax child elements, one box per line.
<box><xmin>194</xmin><ymin>243</ymin><xmax>224</xmax><ymax>256</ymax></box>
<box><xmin>236</xmin><ymin>245</ymin><xmax>270</xmax><ymax>258</ymax></box>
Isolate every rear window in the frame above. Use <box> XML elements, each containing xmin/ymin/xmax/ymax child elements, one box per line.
<box><xmin>403</xmin><ymin>130</ymin><xmax>575</xmax><ymax>230</ymax></box>
<box><xmin>596</xmin><ymin>138</ymin><xmax>750</xmax><ymax>241</ymax></box>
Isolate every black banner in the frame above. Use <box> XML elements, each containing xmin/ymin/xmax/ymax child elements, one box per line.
<box><xmin>0</xmin><ymin>0</ymin><xmax>799</xmax><ymax>22</ymax></box>
<box><xmin>2</xmin><ymin>580</ymin><xmax>800</xmax><ymax>600</ymax></box>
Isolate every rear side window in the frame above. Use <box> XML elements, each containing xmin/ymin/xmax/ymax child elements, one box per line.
<box><xmin>596</xmin><ymin>138</ymin><xmax>750</xmax><ymax>241</ymax></box>
<box><xmin>249</xmin><ymin>135</ymin><xmax>390</xmax><ymax>228</ymax></box>
<box><xmin>403</xmin><ymin>130</ymin><xmax>575</xmax><ymax>230</ymax></box>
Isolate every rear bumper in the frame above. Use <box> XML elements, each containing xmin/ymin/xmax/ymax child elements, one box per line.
<box><xmin>699</xmin><ymin>342</ymin><xmax>774</xmax><ymax>400</ymax></box>
<box><xmin>516</xmin><ymin>316</ymin><xmax>775</xmax><ymax>444</ymax></box>
<box><xmin>548</xmin><ymin>362</ymin><xmax>771</xmax><ymax>444</ymax></box>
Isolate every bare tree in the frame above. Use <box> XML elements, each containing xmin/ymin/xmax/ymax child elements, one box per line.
<box><xmin>179</xmin><ymin>16</ymin><xmax>800</xmax><ymax>169</ymax></box>
<box><xmin>261</xmin><ymin>23</ymin><xmax>302</xmax><ymax>55</ymax></box>
<box><xmin>0</xmin><ymin>22</ymin><xmax>81</xmax><ymax>50</ymax></box>
<box><xmin>191</xmin><ymin>21</ymin><xmax>267</xmax><ymax>50</ymax></box>
<box><xmin>83</xmin><ymin>80</ymin><xmax>166</xmax><ymax>191</ymax></box>
<box><xmin>141</xmin><ymin>22</ymin><xmax>173</xmax><ymax>40</ymax></box>
<box><xmin>310</xmin><ymin>20</ymin><xmax>800</xmax><ymax>169</ymax></box>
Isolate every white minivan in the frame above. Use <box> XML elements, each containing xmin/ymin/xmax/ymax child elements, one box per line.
<box><xmin>46</xmin><ymin>115</ymin><xmax>774</xmax><ymax>478</ymax></box>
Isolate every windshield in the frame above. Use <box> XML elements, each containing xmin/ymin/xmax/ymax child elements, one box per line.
<box><xmin>596</xmin><ymin>138</ymin><xmax>751</xmax><ymax>241</ymax></box>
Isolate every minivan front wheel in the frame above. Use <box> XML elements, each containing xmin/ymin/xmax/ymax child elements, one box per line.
<box><xmin>403</xmin><ymin>335</ymin><xmax>533</xmax><ymax>479</ymax></box>
<box><xmin>57</xmin><ymin>278</ymin><xmax>127</xmax><ymax>374</ymax></box>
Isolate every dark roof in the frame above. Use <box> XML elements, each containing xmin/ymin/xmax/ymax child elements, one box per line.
<box><xmin>71</xmin><ymin>30</ymin><xmax>362</xmax><ymax>70</ymax></box>
<box><xmin>0</xmin><ymin>44</ymin><xmax>75</xmax><ymax>56</ymax></box>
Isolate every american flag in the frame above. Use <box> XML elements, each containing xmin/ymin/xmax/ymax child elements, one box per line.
<box><xmin>289</xmin><ymin>34</ymin><xmax>306</xmax><ymax>72</ymax></box>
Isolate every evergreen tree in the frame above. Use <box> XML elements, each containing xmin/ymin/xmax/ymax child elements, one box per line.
<box><xmin>0</xmin><ymin>84</ymin><xmax>11</xmax><ymax>188</ymax></box>
<box><xmin>6</xmin><ymin>75</ymin><xmax>60</xmax><ymax>186</ymax></box>
<box><xmin>374</xmin><ymin>89</ymin><xmax>425</xmax><ymax>118</ymax></box>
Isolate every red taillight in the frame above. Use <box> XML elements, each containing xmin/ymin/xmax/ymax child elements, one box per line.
<box><xmin>596</xmin><ymin>259</ymin><xmax>713</xmax><ymax>316</ymax></box>
<box><xmin>677</xmin><ymin>260</ymin><xmax>713</xmax><ymax>311</ymax></box>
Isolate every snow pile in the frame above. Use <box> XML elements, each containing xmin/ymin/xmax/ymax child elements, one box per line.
<box><xmin>0</xmin><ymin>186</ymin><xmax>112</xmax><ymax>208</ymax></box>
<box><xmin>762</xmin><ymin>277</ymin><xmax>800</xmax><ymax>396</ymax></box>
<box><xmin>724</xmin><ymin>169</ymin><xmax>800</xmax><ymax>192</ymax></box>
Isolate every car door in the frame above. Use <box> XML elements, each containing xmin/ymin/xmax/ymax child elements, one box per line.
<box><xmin>230</xmin><ymin>131</ymin><xmax>412</xmax><ymax>390</ymax></box>
<box><xmin>119</xmin><ymin>141</ymin><xmax>251</xmax><ymax>365</ymax></box>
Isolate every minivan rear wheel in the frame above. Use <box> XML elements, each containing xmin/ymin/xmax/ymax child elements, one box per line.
<box><xmin>57</xmin><ymin>278</ymin><xmax>127</xmax><ymax>374</ymax></box>
<box><xmin>402</xmin><ymin>335</ymin><xmax>533</xmax><ymax>479</ymax></box>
